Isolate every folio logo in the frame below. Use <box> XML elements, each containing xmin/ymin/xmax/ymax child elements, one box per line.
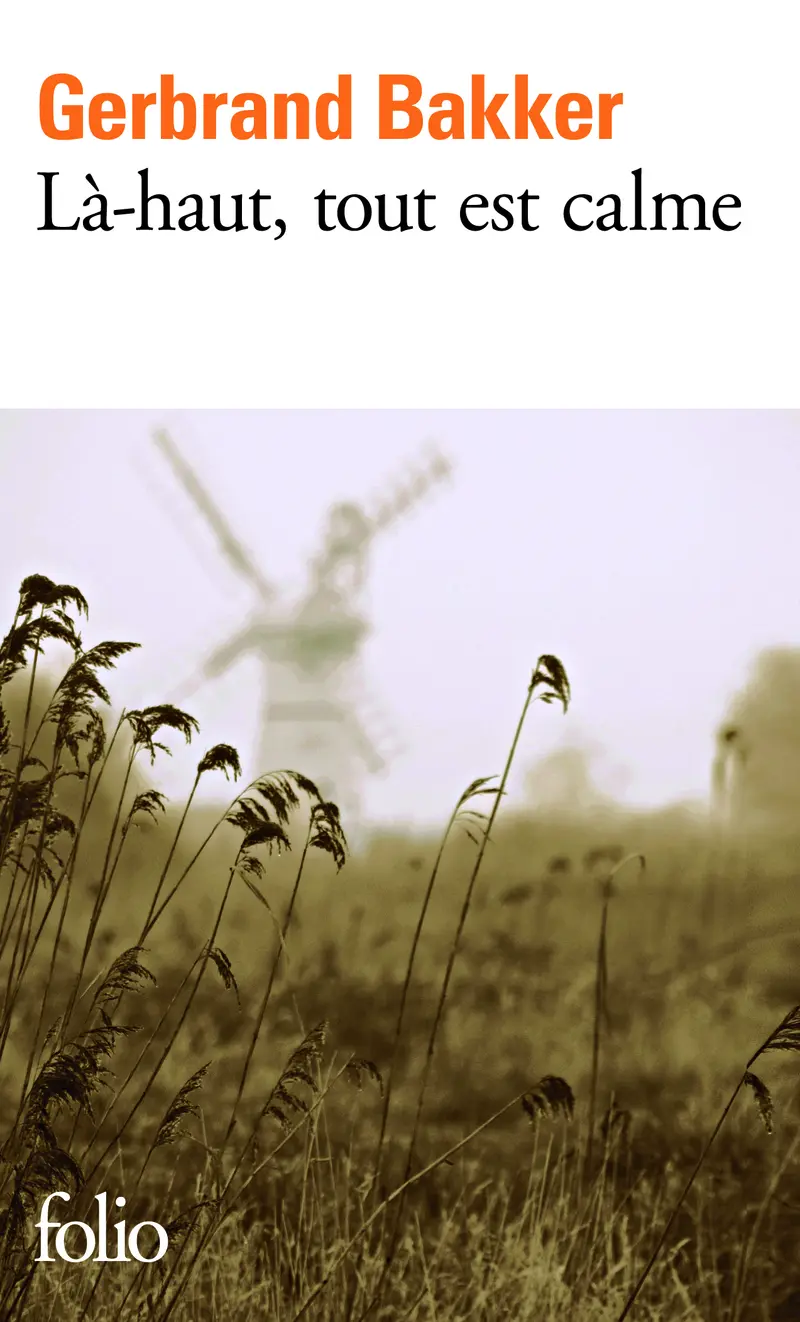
<box><xmin>34</xmin><ymin>1193</ymin><xmax>169</xmax><ymax>1264</ymax></box>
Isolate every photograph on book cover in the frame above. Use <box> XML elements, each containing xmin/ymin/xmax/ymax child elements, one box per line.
<box><xmin>1</xmin><ymin>408</ymin><xmax>800</xmax><ymax>1320</ymax></box>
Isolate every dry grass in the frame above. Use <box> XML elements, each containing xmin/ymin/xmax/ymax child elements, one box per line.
<box><xmin>3</xmin><ymin>574</ymin><xmax>800</xmax><ymax>1320</ymax></box>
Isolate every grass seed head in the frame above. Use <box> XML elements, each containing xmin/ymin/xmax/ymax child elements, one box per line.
<box><xmin>197</xmin><ymin>743</ymin><xmax>242</xmax><ymax>780</ymax></box>
<box><xmin>159</xmin><ymin>1199</ymin><xmax>218</xmax><ymax>1262</ymax></box>
<box><xmin>522</xmin><ymin>1075</ymin><xmax>575</xmax><ymax>1124</ymax></box>
<box><xmin>154</xmin><ymin>1064</ymin><xmax>211</xmax><ymax>1149</ymax></box>
<box><xmin>242</xmin><ymin>821</ymin><xmax>291</xmax><ymax>856</ymax></box>
<box><xmin>344</xmin><ymin>1058</ymin><xmax>384</xmax><ymax>1096</ymax></box>
<box><xmin>205</xmin><ymin>946</ymin><xmax>240</xmax><ymax>1006</ymax></box>
<box><xmin>310</xmin><ymin>799</ymin><xmax>348</xmax><ymax>870</ymax></box>
<box><xmin>763</xmin><ymin>1005</ymin><xmax>800</xmax><ymax>1055</ymax></box>
<box><xmin>262</xmin><ymin>1022</ymin><xmax>328</xmax><ymax>1132</ymax></box>
<box><xmin>17</xmin><ymin>575</ymin><xmax>88</xmax><ymax>620</ymax></box>
<box><xmin>744</xmin><ymin>1071</ymin><xmax>774</xmax><ymax>1134</ymax></box>
<box><xmin>22</xmin><ymin>1139</ymin><xmax>84</xmax><ymax>1204</ymax></box>
<box><xmin>125</xmin><ymin>790</ymin><xmax>168</xmax><ymax>828</ymax></box>
<box><xmin>125</xmin><ymin>704</ymin><xmax>200</xmax><ymax>764</ymax></box>
<box><xmin>530</xmin><ymin>655</ymin><xmax>571</xmax><ymax>713</ymax></box>
<box><xmin>48</xmin><ymin>641</ymin><xmax>140</xmax><ymax>723</ymax></box>
<box><xmin>94</xmin><ymin>947</ymin><xmax>157</xmax><ymax>1006</ymax></box>
<box><xmin>1</xmin><ymin>615</ymin><xmax>82</xmax><ymax>689</ymax></box>
<box><xmin>20</xmin><ymin>1027</ymin><xmax>128</xmax><ymax>1136</ymax></box>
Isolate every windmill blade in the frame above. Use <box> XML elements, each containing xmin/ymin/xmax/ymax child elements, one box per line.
<box><xmin>153</xmin><ymin>428</ymin><xmax>277</xmax><ymax>602</ymax></box>
<box><xmin>169</xmin><ymin>620</ymin><xmax>265</xmax><ymax>703</ymax></box>
<box><xmin>368</xmin><ymin>444</ymin><xmax>453</xmax><ymax>535</ymax></box>
<box><xmin>347</xmin><ymin>712</ymin><xmax>389</xmax><ymax>776</ymax></box>
<box><xmin>302</xmin><ymin>445</ymin><xmax>453</xmax><ymax>597</ymax></box>
<box><xmin>347</xmin><ymin>690</ymin><xmax>406</xmax><ymax>774</ymax></box>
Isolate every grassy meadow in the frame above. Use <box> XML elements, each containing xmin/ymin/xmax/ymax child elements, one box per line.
<box><xmin>3</xmin><ymin>574</ymin><xmax>800</xmax><ymax>1321</ymax></box>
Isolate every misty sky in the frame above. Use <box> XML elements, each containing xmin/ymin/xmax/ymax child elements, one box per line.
<box><xmin>1</xmin><ymin>409</ymin><xmax>798</xmax><ymax>827</ymax></box>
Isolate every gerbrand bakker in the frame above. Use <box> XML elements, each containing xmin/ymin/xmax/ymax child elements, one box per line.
<box><xmin>38</xmin><ymin>73</ymin><xmax>623</xmax><ymax>142</ymax></box>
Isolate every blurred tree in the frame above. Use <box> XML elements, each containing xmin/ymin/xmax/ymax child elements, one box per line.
<box><xmin>523</xmin><ymin>742</ymin><xmax>616</xmax><ymax>814</ymax></box>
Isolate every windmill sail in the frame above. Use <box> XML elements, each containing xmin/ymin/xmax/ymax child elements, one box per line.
<box><xmin>154</xmin><ymin>428</ymin><xmax>277</xmax><ymax>602</ymax></box>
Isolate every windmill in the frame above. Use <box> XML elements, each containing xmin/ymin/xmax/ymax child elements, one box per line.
<box><xmin>152</xmin><ymin>428</ymin><xmax>452</xmax><ymax>826</ymax></box>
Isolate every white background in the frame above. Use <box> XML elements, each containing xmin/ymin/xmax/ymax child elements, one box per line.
<box><xmin>1</xmin><ymin>0</ymin><xmax>797</xmax><ymax>407</ymax></box>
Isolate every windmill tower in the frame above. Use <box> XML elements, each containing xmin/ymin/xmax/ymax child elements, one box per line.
<box><xmin>153</xmin><ymin>428</ymin><xmax>452</xmax><ymax>826</ymax></box>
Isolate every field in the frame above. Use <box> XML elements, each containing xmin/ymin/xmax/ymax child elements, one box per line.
<box><xmin>3</xmin><ymin>574</ymin><xmax>800</xmax><ymax>1322</ymax></box>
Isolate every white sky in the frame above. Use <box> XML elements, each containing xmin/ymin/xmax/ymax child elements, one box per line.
<box><xmin>1</xmin><ymin>409</ymin><xmax>798</xmax><ymax>827</ymax></box>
